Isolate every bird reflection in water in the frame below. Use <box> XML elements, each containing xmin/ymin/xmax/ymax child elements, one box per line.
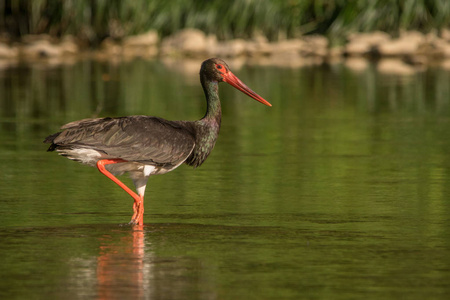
<box><xmin>91</xmin><ymin>224</ymin><xmax>217</xmax><ymax>299</ymax></box>
<box><xmin>96</xmin><ymin>225</ymin><xmax>145</xmax><ymax>299</ymax></box>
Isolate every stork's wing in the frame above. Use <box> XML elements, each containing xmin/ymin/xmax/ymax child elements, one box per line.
<box><xmin>48</xmin><ymin>116</ymin><xmax>196</xmax><ymax>166</ymax></box>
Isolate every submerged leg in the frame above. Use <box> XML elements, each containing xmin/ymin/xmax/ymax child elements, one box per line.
<box><xmin>96</xmin><ymin>159</ymin><xmax>144</xmax><ymax>225</ymax></box>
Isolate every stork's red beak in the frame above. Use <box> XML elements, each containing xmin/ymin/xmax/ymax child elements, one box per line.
<box><xmin>222</xmin><ymin>71</ymin><xmax>272</xmax><ymax>107</ymax></box>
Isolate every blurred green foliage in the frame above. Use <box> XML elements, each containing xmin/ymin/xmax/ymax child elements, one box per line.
<box><xmin>0</xmin><ymin>0</ymin><xmax>449</xmax><ymax>44</ymax></box>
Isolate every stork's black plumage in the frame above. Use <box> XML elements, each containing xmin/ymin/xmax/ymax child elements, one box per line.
<box><xmin>44</xmin><ymin>58</ymin><xmax>271</xmax><ymax>225</ymax></box>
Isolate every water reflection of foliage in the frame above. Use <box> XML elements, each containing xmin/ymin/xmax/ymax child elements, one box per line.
<box><xmin>1</xmin><ymin>60</ymin><xmax>450</xmax><ymax>228</ymax></box>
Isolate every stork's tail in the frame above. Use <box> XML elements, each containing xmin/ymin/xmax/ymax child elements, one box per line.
<box><xmin>43</xmin><ymin>132</ymin><xmax>61</xmax><ymax>152</ymax></box>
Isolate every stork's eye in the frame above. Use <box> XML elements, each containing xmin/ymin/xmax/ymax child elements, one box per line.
<box><xmin>216</xmin><ymin>64</ymin><xmax>224</xmax><ymax>70</ymax></box>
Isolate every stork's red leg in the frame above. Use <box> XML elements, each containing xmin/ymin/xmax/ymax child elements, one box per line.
<box><xmin>96</xmin><ymin>159</ymin><xmax>144</xmax><ymax>225</ymax></box>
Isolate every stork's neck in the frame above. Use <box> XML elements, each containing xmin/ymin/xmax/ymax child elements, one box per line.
<box><xmin>201</xmin><ymin>78</ymin><xmax>222</xmax><ymax>125</ymax></box>
<box><xmin>184</xmin><ymin>77</ymin><xmax>222</xmax><ymax>168</ymax></box>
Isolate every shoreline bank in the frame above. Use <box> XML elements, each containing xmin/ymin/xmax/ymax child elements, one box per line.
<box><xmin>2</xmin><ymin>28</ymin><xmax>450</xmax><ymax>73</ymax></box>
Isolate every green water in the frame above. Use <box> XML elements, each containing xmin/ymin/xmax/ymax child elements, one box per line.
<box><xmin>1</xmin><ymin>59</ymin><xmax>450</xmax><ymax>299</ymax></box>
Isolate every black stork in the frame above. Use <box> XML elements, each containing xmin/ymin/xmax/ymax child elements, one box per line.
<box><xmin>44</xmin><ymin>58</ymin><xmax>271</xmax><ymax>226</ymax></box>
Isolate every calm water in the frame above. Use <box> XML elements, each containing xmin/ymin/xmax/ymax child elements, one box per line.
<box><xmin>1</xmin><ymin>58</ymin><xmax>450</xmax><ymax>299</ymax></box>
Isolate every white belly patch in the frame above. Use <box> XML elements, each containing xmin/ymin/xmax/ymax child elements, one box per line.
<box><xmin>143</xmin><ymin>165</ymin><xmax>156</xmax><ymax>176</ymax></box>
<box><xmin>57</xmin><ymin>148</ymin><xmax>105</xmax><ymax>166</ymax></box>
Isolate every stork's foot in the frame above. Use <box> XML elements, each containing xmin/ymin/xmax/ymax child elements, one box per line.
<box><xmin>129</xmin><ymin>196</ymin><xmax>144</xmax><ymax>226</ymax></box>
